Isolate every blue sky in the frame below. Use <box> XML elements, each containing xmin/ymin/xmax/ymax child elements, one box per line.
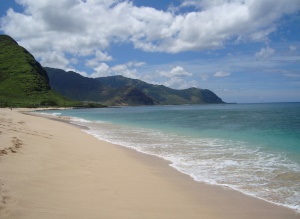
<box><xmin>0</xmin><ymin>0</ymin><xmax>300</xmax><ymax>103</ymax></box>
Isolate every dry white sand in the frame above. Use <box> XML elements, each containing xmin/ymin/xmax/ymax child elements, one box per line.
<box><xmin>0</xmin><ymin>108</ymin><xmax>299</xmax><ymax>219</ymax></box>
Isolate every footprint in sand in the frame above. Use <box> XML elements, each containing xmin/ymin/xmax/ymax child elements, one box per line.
<box><xmin>0</xmin><ymin>150</ymin><xmax>8</xmax><ymax>156</ymax></box>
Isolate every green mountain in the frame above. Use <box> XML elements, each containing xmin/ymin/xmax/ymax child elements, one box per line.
<box><xmin>0</xmin><ymin>34</ymin><xmax>223</xmax><ymax>107</ymax></box>
<box><xmin>44</xmin><ymin>68</ymin><xmax>107</xmax><ymax>101</ymax></box>
<box><xmin>96</xmin><ymin>75</ymin><xmax>224</xmax><ymax>105</ymax></box>
<box><xmin>46</xmin><ymin>67</ymin><xmax>224</xmax><ymax>106</ymax></box>
<box><xmin>0</xmin><ymin>35</ymin><xmax>77</xmax><ymax>107</ymax></box>
<box><xmin>45</xmin><ymin>67</ymin><xmax>157</xmax><ymax>106</ymax></box>
<box><xmin>108</xmin><ymin>86</ymin><xmax>158</xmax><ymax>106</ymax></box>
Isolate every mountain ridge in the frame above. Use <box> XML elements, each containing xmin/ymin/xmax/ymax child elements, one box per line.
<box><xmin>46</xmin><ymin>67</ymin><xmax>224</xmax><ymax>106</ymax></box>
<box><xmin>0</xmin><ymin>34</ymin><xmax>224</xmax><ymax>107</ymax></box>
<box><xmin>96</xmin><ymin>75</ymin><xmax>224</xmax><ymax>104</ymax></box>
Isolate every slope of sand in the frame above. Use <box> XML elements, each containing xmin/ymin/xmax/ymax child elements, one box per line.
<box><xmin>0</xmin><ymin>108</ymin><xmax>299</xmax><ymax>219</ymax></box>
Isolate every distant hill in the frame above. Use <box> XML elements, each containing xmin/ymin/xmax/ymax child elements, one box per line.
<box><xmin>96</xmin><ymin>75</ymin><xmax>224</xmax><ymax>105</ymax></box>
<box><xmin>0</xmin><ymin>35</ymin><xmax>77</xmax><ymax>107</ymax></box>
<box><xmin>46</xmin><ymin>67</ymin><xmax>224</xmax><ymax>106</ymax></box>
<box><xmin>0</xmin><ymin>34</ymin><xmax>223</xmax><ymax>107</ymax></box>
<box><xmin>45</xmin><ymin>68</ymin><xmax>157</xmax><ymax>106</ymax></box>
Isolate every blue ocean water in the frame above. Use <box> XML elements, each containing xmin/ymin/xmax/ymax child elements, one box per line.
<box><xmin>41</xmin><ymin>103</ymin><xmax>300</xmax><ymax>212</ymax></box>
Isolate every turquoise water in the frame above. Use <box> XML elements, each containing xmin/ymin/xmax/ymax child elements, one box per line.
<box><xmin>41</xmin><ymin>103</ymin><xmax>300</xmax><ymax>212</ymax></box>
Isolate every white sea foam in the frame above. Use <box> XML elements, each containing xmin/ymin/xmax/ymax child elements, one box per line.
<box><xmin>70</xmin><ymin>117</ymin><xmax>92</xmax><ymax>124</ymax></box>
<box><xmin>77</xmin><ymin>120</ymin><xmax>300</xmax><ymax>213</ymax></box>
<box><xmin>38</xmin><ymin>111</ymin><xmax>92</xmax><ymax>124</ymax></box>
<box><xmin>38</xmin><ymin>112</ymin><xmax>62</xmax><ymax>116</ymax></box>
<box><xmin>37</xmin><ymin>108</ymin><xmax>300</xmax><ymax>213</ymax></box>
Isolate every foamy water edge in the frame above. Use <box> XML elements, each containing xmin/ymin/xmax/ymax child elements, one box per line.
<box><xmin>40</xmin><ymin>111</ymin><xmax>300</xmax><ymax>213</ymax></box>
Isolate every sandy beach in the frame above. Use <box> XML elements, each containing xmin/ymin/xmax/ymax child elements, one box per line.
<box><xmin>0</xmin><ymin>108</ymin><xmax>299</xmax><ymax>219</ymax></box>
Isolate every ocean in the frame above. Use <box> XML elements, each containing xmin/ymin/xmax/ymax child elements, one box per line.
<box><xmin>40</xmin><ymin>102</ymin><xmax>300</xmax><ymax>212</ymax></box>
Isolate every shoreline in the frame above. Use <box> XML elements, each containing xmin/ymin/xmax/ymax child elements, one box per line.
<box><xmin>0</xmin><ymin>108</ymin><xmax>299</xmax><ymax>218</ymax></box>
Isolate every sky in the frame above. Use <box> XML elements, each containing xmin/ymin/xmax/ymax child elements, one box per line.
<box><xmin>0</xmin><ymin>0</ymin><xmax>300</xmax><ymax>103</ymax></box>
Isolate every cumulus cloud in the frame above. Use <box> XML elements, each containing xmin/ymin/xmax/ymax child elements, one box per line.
<box><xmin>160</xmin><ymin>78</ymin><xmax>199</xmax><ymax>90</ymax></box>
<box><xmin>1</xmin><ymin>0</ymin><xmax>300</xmax><ymax>70</ymax></box>
<box><xmin>86</xmin><ymin>51</ymin><xmax>113</xmax><ymax>67</ymax></box>
<box><xmin>38</xmin><ymin>51</ymin><xmax>70</xmax><ymax>69</ymax></box>
<box><xmin>159</xmin><ymin>66</ymin><xmax>193</xmax><ymax>77</ymax></box>
<box><xmin>111</xmin><ymin>64</ymin><xmax>138</xmax><ymax>78</ymax></box>
<box><xmin>162</xmin><ymin>77</ymin><xmax>198</xmax><ymax>90</ymax></box>
<box><xmin>214</xmin><ymin>71</ymin><xmax>231</xmax><ymax>77</ymax></box>
<box><xmin>126</xmin><ymin>61</ymin><xmax>146</xmax><ymax>68</ymax></box>
<box><xmin>90</xmin><ymin>63</ymin><xmax>110</xmax><ymax>78</ymax></box>
<box><xmin>89</xmin><ymin>61</ymin><xmax>143</xmax><ymax>78</ymax></box>
<box><xmin>255</xmin><ymin>46</ymin><xmax>275</xmax><ymax>60</ymax></box>
<box><xmin>154</xmin><ymin>66</ymin><xmax>197</xmax><ymax>89</ymax></box>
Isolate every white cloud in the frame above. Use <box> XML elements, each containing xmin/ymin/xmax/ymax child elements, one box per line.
<box><xmin>110</xmin><ymin>61</ymin><xmax>146</xmax><ymax>78</ymax></box>
<box><xmin>255</xmin><ymin>46</ymin><xmax>275</xmax><ymax>60</ymax></box>
<box><xmin>86</xmin><ymin>51</ymin><xmax>113</xmax><ymax>67</ymax></box>
<box><xmin>111</xmin><ymin>64</ymin><xmax>138</xmax><ymax>78</ymax></box>
<box><xmin>162</xmin><ymin>77</ymin><xmax>198</xmax><ymax>90</ymax></box>
<box><xmin>1</xmin><ymin>0</ymin><xmax>299</xmax><ymax>61</ymax></box>
<box><xmin>159</xmin><ymin>66</ymin><xmax>192</xmax><ymax>78</ymax></box>
<box><xmin>154</xmin><ymin>66</ymin><xmax>196</xmax><ymax>89</ymax></box>
<box><xmin>39</xmin><ymin>51</ymin><xmax>70</xmax><ymax>69</ymax></box>
<box><xmin>127</xmin><ymin>61</ymin><xmax>146</xmax><ymax>67</ymax></box>
<box><xmin>134</xmin><ymin>65</ymin><xmax>197</xmax><ymax>89</ymax></box>
<box><xmin>90</xmin><ymin>63</ymin><xmax>110</xmax><ymax>78</ymax></box>
<box><xmin>89</xmin><ymin>61</ymin><xmax>143</xmax><ymax>78</ymax></box>
<box><xmin>214</xmin><ymin>71</ymin><xmax>231</xmax><ymax>77</ymax></box>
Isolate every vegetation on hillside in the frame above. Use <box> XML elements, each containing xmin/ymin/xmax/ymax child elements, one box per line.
<box><xmin>47</xmin><ymin>67</ymin><xmax>224</xmax><ymax>106</ymax></box>
<box><xmin>0</xmin><ymin>34</ymin><xmax>224</xmax><ymax>107</ymax></box>
<box><xmin>0</xmin><ymin>35</ymin><xmax>79</xmax><ymax>107</ymax></box>
<box><xmin>97</xmin><ymin>75</ymin><xmax>224</xmax><ymax>105</ymax></box>
<box><xmin>46</xmin><ymin>67</ymin><xmax>158</xmax><ymax>106</ymax></box>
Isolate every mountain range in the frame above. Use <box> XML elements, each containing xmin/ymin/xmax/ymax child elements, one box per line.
<box><xmin>0</xmin><ymin>34</ymin><xmax>224</xmax><ymax>107</ymax></box>
<box><xmin>46</xmin><ymin>67</ymin><xmax>224</xmax><ymax>106</ymax></box>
